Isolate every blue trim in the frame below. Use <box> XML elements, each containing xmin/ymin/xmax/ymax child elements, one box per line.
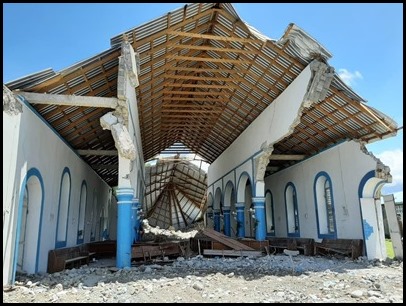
<box><xmin>265</xmin><ymin>190</ymin><xmax>275</xmax><ymax>237</ymax></box>
<box><xmin>224</xmin><ymin>180</ymin><xmax>235</xmax><ymax>207</ymax></box>
<box><xmin>208</xmin><ymin>152</ymin><xmax>259</xmax><ymax>192</ymax></box>
<box><xmin>223</xmin><ymin>209</ymin><xmax>231</xmax><ymax>236</ymax></box>
<box><xmin>16</xmin><ymin>95</ymin><xmax>112</xmax><ymax>188</ymax></box>
<box><xmin>237</xmin><ymin>171</ymin><xmax>253</xmax><ymax>200</ymax></box>
<box><xmin>12</xmin><ymin>168</ymin><xmax>45</xmax><ymax>283</ymax></box>
<box><xmin>235</xmin><ymin>203</ymin><xmax>246</xmax><ymax>238</ymax></box>
<box><xmin>116</xmin><ymin>188</ymin><xmax>134</xmax><ymax>269</ymax></box>
<box><xmin>313</xmin><ymin>171</ymin><xmax>337</xmax><ymax>239</ymax></box>
<box><xmin>284</xmin><ymin>182</ymin><xmax>300</xmax><ymax>238</ymax></box>
<box><xmin>214</xmin><ymin>187</ymin><xmax>222</xmax><ymax>210</ymax></box>
<box><xmin>55</xmin><ymin>167</ymin><xmax>71</xmax><ymax>249</ymax></box>
<box><xmin>357</xmin><ymin>169</ymin><xmax>386</xmax><ymax>259</ymax></box>
<box><xmin>253</xmin><ymin>197</ymin><xmax>266</xmax><ymax>240</ymax></box>
<box><xmin>76</xmin><ymin>180</ymin><xmax>87</xmax><ymax>245</ymax></box>
<box><xmin>208</xmin><ymin>139</ymin><xmax>349</xmax><ymax>194</ymax></box>
<box><xmin>358</xmin><ymin>170</ymin><xmax>375</xmax><ymax>198</ymax></box>
<box><xmin>213</xmin><ymin>211</ymin><xmax>221</xmax><ymax>232</ymax></box>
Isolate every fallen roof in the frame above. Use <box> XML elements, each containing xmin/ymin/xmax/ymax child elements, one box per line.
<box><xmin>144</xmin><ymin>155</ymin><xmax>207</xmax><ymax>230</ymax></box>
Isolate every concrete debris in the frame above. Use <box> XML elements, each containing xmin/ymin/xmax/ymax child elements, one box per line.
<box><xmin>141</xmin><ymin>219</ymin><xmax>198</xmax><ymax>240</ymax></box>
<box><xmin>283</xmin><ymin>249</ymin><xmax>300</xmax><ymax>256</ymax></box>
<box><xmin>3</xmin><ymin>85</ymin><xmax>23</xmax><ymax>115</ymax></box>
<box><xmin>100</xmin><ymin>112</ymin><xmax>136</xmax><ymax>160</ymax></box>
<box><xmin>5</xmin><ymin>255</ymin><xmax>402</xmax><ymax>303</ymax></box>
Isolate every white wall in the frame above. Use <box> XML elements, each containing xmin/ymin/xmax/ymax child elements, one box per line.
<box><xmin>264</xmin><ymin>140</ymin><xmax>377</xmax><ymax>241</ymax></box>
<box><xmin>208</xmin><ymin>64</ymin><xmax>312</xmax><ymax>186</ymax></box>
<box><xmin>3</xmin><ymin>97</ymin><xmax>114</xmax><ymax>285</ymax></box>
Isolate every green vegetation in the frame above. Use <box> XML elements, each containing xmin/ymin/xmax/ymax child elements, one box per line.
<box><xmin>385</xmin><ymin>239</ymin><xmax>395</xmax><ymax>259</ymax></box>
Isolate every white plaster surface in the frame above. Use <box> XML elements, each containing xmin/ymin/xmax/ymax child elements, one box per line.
<box><xmin>3</xmin><ymin>98</ymin><xmax>114</xmax><ymax>285</ymax></box>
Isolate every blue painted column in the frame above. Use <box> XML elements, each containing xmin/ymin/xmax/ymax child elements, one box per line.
<box><xmin>131</xmin><ymin>198</ymin><xmax>139</xmax><ymax>243</ymax></box>
<box><xmin>116</xmin><ymin>188</ymin><xmax>134</xmax><ymax>269</ymax></box>
<box><xmin>213</xmin><ymin>209</ymin><xmax>221</xmax><ymax>232</ymax></box>
<box><xmin>253</xmin><ymin>197</ymin><xmax>266</xmax><ymax>241</ymax></box>
<box><xmin>235</xmin><ymin>203</ymin><xmax>245</xmax><ymax>238</ymax></box>
<box><xmin>223</xmin><ymin>208</ymin><xmax>231</xmax><ymax>236</ymax></box>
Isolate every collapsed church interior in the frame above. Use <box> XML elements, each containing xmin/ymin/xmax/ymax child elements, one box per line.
<box><xmin>3</xmin><ymin>3</ymin><xmax>402</xmax><ymax>285</ymax></box>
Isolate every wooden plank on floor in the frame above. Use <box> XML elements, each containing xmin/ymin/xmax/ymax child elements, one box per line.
<box><xmin>203</xmin><ymin>249</ymin><xmax>263</xmax><ymax>257</ymax></box>
<box><xmin>200</xmin><ymin>228</ymin><xmax>254</xmax><ymax>251</ymax></box>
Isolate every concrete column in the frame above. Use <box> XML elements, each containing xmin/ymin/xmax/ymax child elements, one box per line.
<box><xmin>131</xmin><ymin>198</ymin><xmax>139</xmax><ymax>243</ymax></box>
<box><xmin>223</xmin><ymin>208</ymin><xmax>231</xmax><ymax>236</ymax></box>
<box><xmin>236</xmin><ymin>203</ymin><xmax>245</xmax><ymax>238</ymax></box>
<box><xmin>213</xmin><ymin>209</ymin><xmax>221</xmax><ymax>232</ymax></box>
<box><xmin>252</xmin><ymin>197</ymin><xmax>266</xmax><ymax>241</ymax></box>
<box><xmin>116</xmin><ymin>188</ymin><xmax>134</xmax><ymax>269</ymax></box>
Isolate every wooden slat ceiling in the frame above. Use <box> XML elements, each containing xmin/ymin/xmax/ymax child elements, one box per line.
<box><xmin>6</xmin><ymin>3</ymin><xmax>398</xmax><ymax>186</ymax></box>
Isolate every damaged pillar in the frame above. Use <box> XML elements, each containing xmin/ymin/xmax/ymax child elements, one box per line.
<box><xmin>116</xmin><ymin>188</ymin><xmax>134</xmax><ymax>268</ymax></box>
<box><xmin>223</xmin><ymin>208</ymin><xmax>231</xmax><ymax>236</ymax></box>
<box><xmin>236</xmin><ymin>203</ymin><xmax>245</xmax><ymax>238</ymax></box>
<box><xmin>252</xmin><ymin>197</ymin><xmax>266</xmax><ymax>240</ymax></box>
<box><xmin>100</xmin><ymin>37</ymin><xmax>140</xmax><ymax>269</ymax></box>
<box><xmin>213</xmin><ymin>209</ymin><xmax>221</xmax><ymax>232</ymax></box>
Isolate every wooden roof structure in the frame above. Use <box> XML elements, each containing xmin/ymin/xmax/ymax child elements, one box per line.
<box><xmin>6</xmin><ymin>3</ymin><xmax>398</xmax><ymax>187</ymax></box>
<box><xmin>144</xmin><ymin>154</ymin><xmax>207</xmax><ymax>229</ymax></box>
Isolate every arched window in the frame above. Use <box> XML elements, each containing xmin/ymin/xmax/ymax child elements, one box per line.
<box><xmin>77</xmin><ymin>181</ymin><xmax>87</xmax><ymax>244</ymax></box>
<box><xmin>265</xmin><ymin>190</ymin><xmax>275</xmax><ymax>236</ymax></box>
<box><xmin>314</xmin><ymin>172</ymin><xmax>336</xmax><ymax>238</ymax></box>
<box><xmin>285</xmin><ymin>182</ymin><xmax>300</xmax><ymax>237</ymax></box>
<box><xmin>55</xmin><ymin>168</ymin><xmax>71</xmax><ymax>248</ymax></box>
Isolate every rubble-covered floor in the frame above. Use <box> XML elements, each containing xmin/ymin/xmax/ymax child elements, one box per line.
<box><xmin>4</xmin><ymin>255</ymin><xmax>403</xmax><ymax>303</ymax></box>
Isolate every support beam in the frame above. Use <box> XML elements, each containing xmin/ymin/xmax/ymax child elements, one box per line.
<box><xmin>77</xmin><ymin>149</ymin><xmax>118</xmax><ymax>156</ymax></box>
<box><xmin>15</xmin><ymin>91</ymin><xmax>118</xmax><ymax>108</ymax></box>
<box><xmin>91</xmin><ymin>164</ymin><xmax>119</xmax><ymax>170</ymax></box>
<box><xmin>268</xmin><ymin>154</ymin><xmax>306</xmax><ymax>161</ymax></box>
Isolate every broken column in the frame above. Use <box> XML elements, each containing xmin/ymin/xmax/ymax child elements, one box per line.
<box><xmin>100</xmin><ymin>37</ymin><xmax>140</xmax><ymax>269</ymax></box>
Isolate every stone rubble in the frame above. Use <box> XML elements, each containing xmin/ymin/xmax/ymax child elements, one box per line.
<box><xmin>3</xmin><ymin>255</ymin><xmax>403</xmax><ymax>303</ymax></box>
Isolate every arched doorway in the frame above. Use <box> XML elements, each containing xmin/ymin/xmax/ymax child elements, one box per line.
<box><xmin>13</xmin><ymin>168</ymin><xmax>44</xmax><ymax>281</ymax></box>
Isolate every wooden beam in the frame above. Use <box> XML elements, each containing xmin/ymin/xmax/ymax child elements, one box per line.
<box><xmin>166</xmin><ymin>55</ymin><xmax>250</xmax><ymax>65</ymax></box>
<box><xmin>77</xmin><ymin>150</ymin><xmax>118</xmax><ymax>156</ymax></box>
<box><xmin>268</xmin><ymin>154</ymin><xmax>306</xmax><ymax>160</ymax></box>
<box><xmin>167</xmin><ymin>30</ymin><xmax>263</xmax><ymax>44</ymax></box>
<box><xmin>161</xmin><ymin>104</ymin><xmax>222</xmax><ymax>108</ymax></box>
<box><xmin>161</xmin><ymin>109</ymin><xmax>222</xmax><ymax>113</ymax></box>
<box><xmin>16</xmin><ymin>91</ymin><xmax>118</xmax><ymax>108</ymax></box>
<box><xmin>91</xmin><ymin>164</ymin><xmax>118</xmax><ymax>170</ymax></box>
<box><xmin>162</xmin><ymin>97</ymin><xmax>229</xmax><ymax>103</ymax></box>
<box><xmin>163</xmin><ymin>83</ymin><xmax>234</xmax><ymax>89</ymax></box>
<box><xmin>162</xmin><ymin>73</ymin><xmax>244</xmax><ymax>83</ymax></box>
<box><xmin>170</xmin><ymin>43</ymin><xmax>261</xmax><ymax>55</ymax></box>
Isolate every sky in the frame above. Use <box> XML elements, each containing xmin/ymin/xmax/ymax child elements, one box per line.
<box><xmin>3</xmin><ymin>3</ymin><xmax>403</xmax><ymax>201</ymax></box>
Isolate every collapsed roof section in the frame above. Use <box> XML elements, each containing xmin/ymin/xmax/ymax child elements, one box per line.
<box><xmin>144</xmin><ymin>154</ymin><xmax>207</xmax><ymax>230</ymax></box>
<box><xmin>6</xmin><ymin>3</ymin><xmax>398</xmax><ymax>186</ymax></box>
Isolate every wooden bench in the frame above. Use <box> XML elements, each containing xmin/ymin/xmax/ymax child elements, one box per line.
<box><xmin>267</xmin><ymin>237</ymin><xmax>314</xmax><ymax>256</ymax></box>
<box><xmin>47</xmin><ymin>245</ymin><xmax>91</xmax><ymax>273</ymax></box>
<box><xmin>87</xmin><ymin>240</ymin><xmax>116</xmax><ymax>258</ymax></box>
<box><xmin>314</xmin><ymin>239</ymin><xmax>363</xmax><ymax>259</ymax></box>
